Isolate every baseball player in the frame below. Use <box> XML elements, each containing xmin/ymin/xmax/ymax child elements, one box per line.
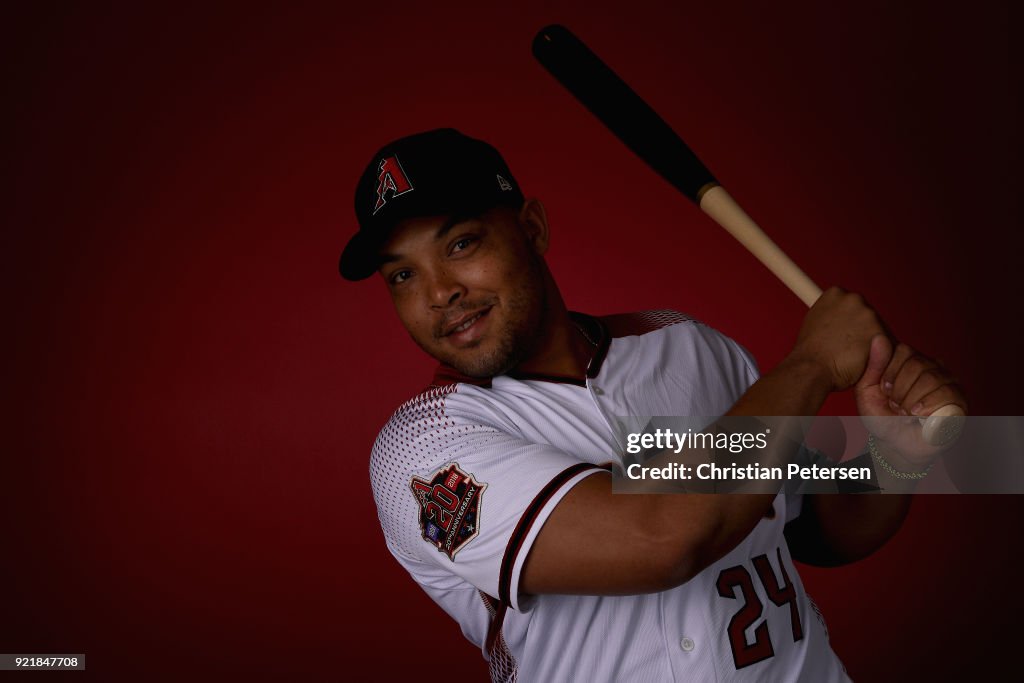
<box><xmin>339</xmin><ymin>129</ymin><xmax>966</xmax><ymax>682</ymax></box>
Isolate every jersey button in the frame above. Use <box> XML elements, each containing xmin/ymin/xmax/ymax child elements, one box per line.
<box><xmin>592</xmin><ymin>386</ymin><xmax>604</xmax><ymax>396</ymax></box>
<box><xmin>680</xmin><ymin>637</ymin><xmax>695</xmax><ymax>652</ymax></box>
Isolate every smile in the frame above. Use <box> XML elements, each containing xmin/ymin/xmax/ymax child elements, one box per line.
<box><xmin>453</xmin><ymin>313</ymin><xmax>484</xmax><ymax>333</ymax></box>
<box><xmin>442</xmin><ymin>307</ymin><xmax>493</xmax><ymax>345</ymax></box>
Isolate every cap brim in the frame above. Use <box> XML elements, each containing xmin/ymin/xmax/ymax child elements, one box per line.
<box><xmin>339</xmin><ymin>228</ymin><xmax>389</xmax><ymax>281</ymax></box>
<box><xmin>340</xmin><ymin>197</ymin><xmax>524</xmax><ymax>281</ymax></box>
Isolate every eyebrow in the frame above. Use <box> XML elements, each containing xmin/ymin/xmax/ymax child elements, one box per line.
<box><xmin>377</xmin><ymin>214</ymin><xmax>478</xmax><ymax>265</ymax></box>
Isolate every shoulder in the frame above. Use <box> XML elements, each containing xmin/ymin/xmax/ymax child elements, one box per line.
<box><xmin>598</xmin><ymin>309</ymin><xmax>702</xmax><ymax>337</ymax></box>
<box><xmin>368</xmin><ymin>384</ymin><xmax>491</xmax><ymax>557</ymax></box>
<box><xmin>371</xmin><ymin>382</ymin><xmax>511</xmax><ymax>454</ymax></box>
<box><xmin>368</xmin><ymin>383</ymin><xmax>511</xmax><ymax>494</ymax></box>
<box><xmin>600</xmin><ymin>309</ymin><xmax>758</xmax><ymax>373</ymax></box>
<box><xmin>375</xmin><ymin>384</ymin><xmax>461</xmax><ymax>448</ymax></box>
<box><xmin>371</xmin><ymin>384</ymin><xmax>473</xmax><ymax>472</ymax></box>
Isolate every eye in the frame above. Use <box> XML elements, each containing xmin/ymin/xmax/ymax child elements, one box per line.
<box><xmin>451</xmin><ymin>236</ymin><xmax>477</xmax><ymax>254</ymax></box>
<box><xmin>389</xmin><ymin>269</ymin><xmax>412</xmax><ymax>285</ymax></box>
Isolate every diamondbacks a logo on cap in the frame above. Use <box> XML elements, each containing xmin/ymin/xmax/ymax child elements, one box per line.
<box><xmin>496</xmin><ymin>174</ymin><xmax>512</xmax><ymax>191</ymax></box>
<box><xmin>373</xmin><ymin>155</ymin><xmax>414</xmax><ymax>215</ymax></box>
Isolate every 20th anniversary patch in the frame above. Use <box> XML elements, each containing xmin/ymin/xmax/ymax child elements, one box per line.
<box><xmin>410</xmin><ymin>463</ymin><xmax>486</xmax><ymax>561</ymax></box>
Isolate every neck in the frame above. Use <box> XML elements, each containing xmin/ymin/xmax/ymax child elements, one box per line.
<box><xmin>512</xmin><ymin>287</ymin><xmax>593</xmax><ymax>381</ymax></box>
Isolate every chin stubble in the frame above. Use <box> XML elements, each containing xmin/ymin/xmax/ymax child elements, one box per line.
<box><xmin>445</xmin><ymin>258</ymin><xmax>548</xmax><ymax>378</ymax></box>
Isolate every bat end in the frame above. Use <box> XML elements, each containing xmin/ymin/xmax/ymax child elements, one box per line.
<box><xmin>921</xmin><ymin>405</ymin><xmax>966</xmax><ymax>447</ymax></box>
<box><xmin>532</xmin><ymin>24</ymin><xmax>572</xmax><ymax>57</ymax></box>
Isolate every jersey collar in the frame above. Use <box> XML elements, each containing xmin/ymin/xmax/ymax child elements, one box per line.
<box><xmin>430</xmin><ymin>311</ymin><xmax>610</xmax><ymax>388</ymax></box>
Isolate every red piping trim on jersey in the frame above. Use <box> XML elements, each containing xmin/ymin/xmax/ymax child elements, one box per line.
<box><xmin>482</xmin><ymin>594</ymin><xmax>507</xmax><ymax>655</ymax></box>
<box><xmin>480</xmin><ymin>590</ymin><xmax>499</xmax><ymax>614</ymax></box>
<box><xmin>497</xmin><ymin>462</ymin><xmax>611</xmax><ymax>606</ymax></box>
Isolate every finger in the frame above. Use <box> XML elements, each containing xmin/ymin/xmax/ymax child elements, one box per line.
<box><xmin>908</xmin><ymin>382</ymin><xmax>968</xmax><ymax>418</ymax></box>
<box><xmin>881</xmin><ymin>343</ymin><xmax>915</xmax><ymax>393</ymax></box>
<box><xmin>855</xmin><ymin>334</ymin><xmax>893</xmax><ymax>392</ymax></box>
<box><xmin>901</xmin><ymin>368</ymin><xmax>957</xmax><ymax>415</ymax></box>
<box><xmin>881</xmin><ymin>342</ymin><xmax>916</xmax><ymax>400</ymax></box>
<box><xmin>890</xmin><ymin>353</ymin><xmax>940</xmax><ymax>410</ymax></box>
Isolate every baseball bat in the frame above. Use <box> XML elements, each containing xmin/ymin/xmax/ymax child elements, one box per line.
<box><xmin>531</xmin><ymin>24</ymin><xmax>964</xmax><ymax>447</ymax></box>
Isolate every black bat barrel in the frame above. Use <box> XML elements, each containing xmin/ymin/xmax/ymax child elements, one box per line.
<box><xmin>532</xmin><ymin>24</ymin><xmax>717</xmax><ymax>204</ymax></box>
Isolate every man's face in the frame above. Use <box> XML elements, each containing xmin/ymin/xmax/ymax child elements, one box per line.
<box><xmin>377</xmin><ymin>203</ymin><xmax>548</xmax><ymax>378</ymax></box>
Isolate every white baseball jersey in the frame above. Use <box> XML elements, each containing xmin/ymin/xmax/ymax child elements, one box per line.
<box><xmin>369</xmin><ymin>311</ymin><xmax>849</xmax><ymax>682</ymax></box>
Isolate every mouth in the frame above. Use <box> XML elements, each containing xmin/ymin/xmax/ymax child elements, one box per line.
<box><xmin>442</xmin><ymin>307</ymin><xmax>493</xmax><ymax>345</ymax></box>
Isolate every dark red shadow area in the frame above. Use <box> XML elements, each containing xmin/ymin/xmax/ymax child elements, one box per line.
<box><xmin>2</xmin><ymin>2</ymin><xmax>1017</xmax><ymax>681</ymax></box>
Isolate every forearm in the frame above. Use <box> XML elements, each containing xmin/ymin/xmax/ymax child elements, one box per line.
<box><xmin>786</xmin><ymin>493</ymin><xmax>911</xmax><ymax>567</ymax></box>
<box><xmin>663</xmin><ymin>356</ymin><xmax>835</xmax><ymax>581</ymax></box>
<box><xmin>529</xmin><ymin>358</ymin><xmax>862</xmax><ymax>593</ymax></box>
<box><xmin>786</xmin><ymin>441</ymin><xmax>926</xmax><ymax>566</ymax></box>
<box><xmin>728</xmin><ymin>356</ymin><xmax>833</xmax><ymax>418</ymax></box>
<box><xmin>661</xmin><ymin>288</ymin><xmax>897</xmax><ymax>579</ymax></box>
<box><xmin>526</xmin><ymin>289</ymin><xmax>894</xmax><ymax>595</ymax></box>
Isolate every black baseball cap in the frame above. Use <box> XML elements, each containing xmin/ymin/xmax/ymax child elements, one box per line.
<box><xmin>339</xmin><ymin>128</ymin><xmax>525</xmax><ymax>280</ymax></box>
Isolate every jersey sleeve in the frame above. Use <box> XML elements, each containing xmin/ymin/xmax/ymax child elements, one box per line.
<box><xmin>677</xmin><ymin>318</ymin><xmax>761</xmax><ymax>410</ymax></box>
<box><xmin>369</xmin><ymin>385</ymin><xmax>606</xmax><ymax>612</ymax></box>
<box><xmin>698</xmin><ymin>327</ymin><xmax>812</xmax><ymax>521</ymax></box>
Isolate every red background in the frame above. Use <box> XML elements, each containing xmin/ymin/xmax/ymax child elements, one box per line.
<box><xmin>3</xmin><ymin>1</ymin><xmax>1018</xmax><ymax>681</ymax></box>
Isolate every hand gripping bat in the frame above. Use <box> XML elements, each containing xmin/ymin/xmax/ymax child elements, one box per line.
<box><xmin>532</xmin><ymin>24</ymin><xmax>964</xmax><ymax>447</ymax></box>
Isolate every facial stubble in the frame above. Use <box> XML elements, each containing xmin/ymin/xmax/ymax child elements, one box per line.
<box><xmin>420</xmin><ymin>252</ymin><xmax>548</xmax><ymax>379</ymax></box>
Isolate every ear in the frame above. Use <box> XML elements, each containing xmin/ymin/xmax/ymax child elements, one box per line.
<box><xmin>518</xmin><ymin>198</ymin><xmax>550</xmax><ymax>255</ymax></box>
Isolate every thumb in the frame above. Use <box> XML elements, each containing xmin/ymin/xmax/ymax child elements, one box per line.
<box><xmin>856</xmin><ymin>334</ymin><xmax>892</xmax><ymax>391</ymax></box>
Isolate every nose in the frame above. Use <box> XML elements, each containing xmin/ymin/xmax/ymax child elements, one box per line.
<box><xmin>428</xmin><ymin>268</ymin><xmax>466</xmax><ymax>309</ymax></box>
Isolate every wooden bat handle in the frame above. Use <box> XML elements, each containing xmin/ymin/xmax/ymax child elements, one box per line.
<box><xmin>531</xmin><ymin>25</ymin><xmax>963</xmax><ymax>449</ymax></box>
<box><xmin>698</xmin><ymin>184</ymin><xmax>965</xmax><ymax>447</ymax></box>
<box><xmin>698</xmin><ymin>185</ymin><xmax>822</xmax><ymax>306</ymax></box>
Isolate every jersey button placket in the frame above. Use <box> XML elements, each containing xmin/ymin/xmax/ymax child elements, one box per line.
<box><xmin>584</xmin><ymin>378</ymin><xmax>621</xmax><ymax>452</ymax></box>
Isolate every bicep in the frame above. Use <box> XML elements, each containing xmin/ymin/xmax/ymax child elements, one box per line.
<box><xmin>520</xmin><ymin>473</ymin><xmax>709</xmax><ymax>596</ymax></box>
<box><xmin>373</xmin><ymin>411</ymin><xmax>617</xmax><ymax>608</ymax></box>
<box><xmin>375</xmin><ymin>406</ymin><xmax>758</xmax><ymax>605</ymax></box>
